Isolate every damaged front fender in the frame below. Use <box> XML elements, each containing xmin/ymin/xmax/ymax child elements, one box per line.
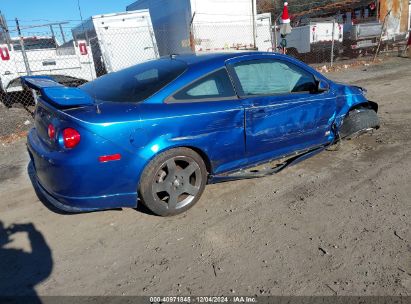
<box><xmin>332</xmin><ymin>82</ymin><xmax>378</xmax><ymax>131</ymax></box>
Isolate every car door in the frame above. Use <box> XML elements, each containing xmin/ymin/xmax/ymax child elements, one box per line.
<box><xmin>158</xmin><ymin>67</ymin><xmax>246</xmax><ymax>175</ymax></box>
<box><xmin>227</xmin><ymin>56</ymin><xmax>337</xmax><ymax>161</ymax></box>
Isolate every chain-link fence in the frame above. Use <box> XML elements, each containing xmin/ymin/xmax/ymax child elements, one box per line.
<box><xmin>0</xmin><ymin>8</ymin><xmax>409</xmax><ymax>141</ymax></box>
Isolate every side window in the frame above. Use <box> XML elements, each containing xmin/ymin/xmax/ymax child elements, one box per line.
<box><xmin>170</xmin><ymin>68</ymin><xmax>236</xmax><ymax>102</ymax></box>
<box><xmin>232</xmin><ymin>59</ymin><xmax>317</xmax><ymax>96</ymax></box>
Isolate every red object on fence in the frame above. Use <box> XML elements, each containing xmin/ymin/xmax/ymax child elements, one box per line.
<box><xmin>0</xmin><ymin>46</ymin><xmax>10</xmax><ymax>61</ymax></box>
<box><xmin>79</xmin><ymin>42</ymin><xmax>88</xmax><ymax>55</ymax></box>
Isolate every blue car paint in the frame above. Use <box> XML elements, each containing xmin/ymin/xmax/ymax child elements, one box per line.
<box><xmin>22</xmin><ymin>76</ymin><xmax>94</xmax><ymax>108</ymax></box>
<box><xmin>25</xmin><ymin>52</ymin><xmax>371</xmax><ymax>212</ymax></box>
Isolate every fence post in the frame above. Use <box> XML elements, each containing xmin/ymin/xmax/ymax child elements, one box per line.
<box><xmin>251</xmin><ymin>0</ymin><xmax>257</xmax><ymax>49</ymax></box>
<box><xmin>15</xmin><ymin>18</ymin><xmax>31</xmax><ymax>76</ymax></box>
<box><xmin>330</xmin><ymin>18</ymin><xmax>335</xmax><ymax>67</ymax></box>
<box><xmin>59</xmin><ymin>23</ymin><xmax>66</xmax><ymax>44</ymax></box>
<box><xmin>273</xmin><ymin>18</ymin><xmax>278</xmax><ymax>52</ymax></box>
<box><xmin>15</xmin><ymin>18</ymin><xmax>38</xmax><ymax>104</ymax></box>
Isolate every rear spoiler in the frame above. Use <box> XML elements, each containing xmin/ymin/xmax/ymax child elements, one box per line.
<box><xmin>21</xmin><ymin>76</ymin><xmax>93</xmax><ymax>108</ymax></box>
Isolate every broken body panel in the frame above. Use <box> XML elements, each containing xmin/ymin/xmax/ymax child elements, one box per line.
<box><xmin>25</xmin><ymin>52</ymin><xmax>374</xmax><ymax>212</ymax></box>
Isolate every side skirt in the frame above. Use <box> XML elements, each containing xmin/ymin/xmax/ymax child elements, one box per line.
<box><xmin>208</xmin><ymin>144</ymin><xmax>328</xmax><ymax>183</ymax></box>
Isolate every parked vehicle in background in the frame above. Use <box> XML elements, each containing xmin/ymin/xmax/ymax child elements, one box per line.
<box><xmin>0</xmin><ymin>36</ymin><xmax>95</xmax><ymax>107</ymax></box>
<box><xmin>336</xmin><ymin>5</ymin><xmax>409</xmax><ymax>57</ymax></box>
<box><xmin>289</xmin><ymin>0</ymin><xmax>409</xmax><ymax>59</ymax></box>
<box><xmin>255</xmin><ymin>13</ymin><xmax>274</xmax><ymax>52</ymax></box>
<box><xmin>344</xmin><ymin>21</ymin><xmax>409</xmax><ymax>56</ymax></box>
<box><xmin>72</xmin><ymin>10</ymin><xmax>159</xmax><ymax>77</ymax></box>
<box><xmin>344</xmin><ymin>21</ymin><xmax>383</xmax><ymax>55</ymax></box>
<box><xmin>126</xmin><ymin>0</ymin><xmax>272</xmax><ymax>55</ymax></box>
<box><xmin>24</xmin><ymin>52</ymin><xmax>379</xmax><ymax>216</ymax></box>
<box><xmin>280</xmin><ymin>20</ymin><xmax>343</xmax><ymax>62</ymax></box>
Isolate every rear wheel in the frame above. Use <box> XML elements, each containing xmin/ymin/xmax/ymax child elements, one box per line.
<box><xmin>139</xmin><ymin>148</ymin><xmax>207</xmax><ymax>216</ymax></box>
<box><xmin>339</xmin><ymin>108</ymin><xmax>380</xmax><ymax>139</ymax></box>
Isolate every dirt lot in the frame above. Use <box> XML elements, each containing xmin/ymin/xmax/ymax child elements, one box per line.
<box><xmin>0</xmin><ymin>57</ymin><xmax>410</xmax><ymax>297</ymax></box>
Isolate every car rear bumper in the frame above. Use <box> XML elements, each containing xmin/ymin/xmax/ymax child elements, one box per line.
<box><xmin>28</xmin><ymin>160</ymin><xmax>138</xmax><ymax>212</ymax></box>
<box><xmin>27</xmin><ymin>128</ymin><xmax>138</xmax><ymax>212</ymax></box>
<box><xmin>28</xmin><ymin>161</ymin><xmax>102</xmax><ymax>213</ymax></box>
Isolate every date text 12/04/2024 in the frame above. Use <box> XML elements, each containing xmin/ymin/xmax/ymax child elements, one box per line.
<box><xmin>149</xmin><ymin>296</ymin><xmax>257</xmax><ymax>303</ymax></box>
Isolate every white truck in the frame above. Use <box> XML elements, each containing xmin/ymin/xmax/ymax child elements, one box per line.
<box><xmin>72</xmin><ymin>10</ymin><xmax>159</xmax><ymax>77</ymax></box>
<box><xmin>126</xmin><ymin>0</ymin><xmax>272</xmax><ymax>55</ymax></box>
<box><xmin>278</xmin><ymin>20</ymin><xmax>343</xmax><ymax>61</ymax></box>
<box><xmin>0</xmin><ymin>36</ymin><xmax>95</xmax><ymax>106</ymax></box>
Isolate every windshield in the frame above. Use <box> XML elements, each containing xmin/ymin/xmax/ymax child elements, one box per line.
<box><xmin>80</xmin><ymin>58</ymin><xmax>187</xmax><ymax>103</ymax></box>
<box><xmin>13</xmin><ymin>38</ymin><xmax>57</xmax><ymax>51</ymax></box>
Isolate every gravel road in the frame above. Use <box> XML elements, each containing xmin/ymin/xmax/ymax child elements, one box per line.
<box><xmin>0</xmin><ymin>57</ymin><xmax>410</xmax><ymax>297</ymax></box>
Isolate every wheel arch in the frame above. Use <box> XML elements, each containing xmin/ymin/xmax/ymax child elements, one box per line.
<box><xmin>184</xmin><ymin>146</ymin><xmax>213</xmax><ymax>175</ymax></box>
<box><xmin>137</xmin><ymin>144</ymin><xmax>214</xmax><ymax>187</ymax></box>
<box><xmin>335</xmin><ymin>100</ymin><xmax>379</xmax><ymax>135</ymax></box>
<box><xmin>348</xmin><ymin>100</ymin><xmax>378</xmax><ymax>114</ymax></box>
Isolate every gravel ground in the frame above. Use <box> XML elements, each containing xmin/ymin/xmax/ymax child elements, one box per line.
<box><xmin>0</xmin><ymin>57</ymin><xmax>410</xmax><ymax>297</ymax></box>
<box><xmin>0</xmin><ymin>103</ymin><xmax>33</xmax><ymax>139</ymax></box>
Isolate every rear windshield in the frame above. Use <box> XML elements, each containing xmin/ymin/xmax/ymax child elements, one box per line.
<box><xmin>80</xmin><ymin>59</ymin><xmax>187</xmax><ymax>102</ymax></box>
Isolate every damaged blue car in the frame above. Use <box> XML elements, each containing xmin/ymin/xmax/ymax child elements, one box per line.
<box><xmin>24</xmin><ymin>52</ymin><xmax>379</xmax><ymax>216</ymax></box>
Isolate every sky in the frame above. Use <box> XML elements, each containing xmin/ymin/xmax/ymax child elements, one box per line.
<box><xmin>1</xmin><ymin>0</ymin><xmax>135</xmax><ymax>34</ymax></box>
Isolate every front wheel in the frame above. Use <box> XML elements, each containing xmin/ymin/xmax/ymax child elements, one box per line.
<box><xmin>139</xmin><ymin>148</ymin><xmax>207</xmax><ymax>216</ymax></box>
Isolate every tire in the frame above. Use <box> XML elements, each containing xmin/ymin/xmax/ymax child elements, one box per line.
<box><xmin>287</xmin><ymin>48</ymin><xmax>299</xmax><ymax>59</ymax></box>
<box><xmin>139</xmin><ymin>148</ymin><xmax>207</xmax><ymax>216</ymax></box>
<box><xmin>1</xmin><ymin>91</ymin><xmax>12</xmax><ymax>108</ymax></box>
<box><xmin>339</xmin><ymin>108</ymin><xmax>380</xmax><ymax>139</ymax></box>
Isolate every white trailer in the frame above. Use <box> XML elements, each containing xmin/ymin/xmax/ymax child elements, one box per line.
<box><xmin>127</xmin><ymin>0</ymin><xmax>272</xmax><ymax>55</ymax></box>
<box><xmin>256</xmin><ymin>13</ymin><xmax>274</xmax><ymax>52</ymax></box>
<box><xmin>72</xmin><ymin>10</ymin><xmax>158</xmax><ymax>76</ymax></box>
<box><xmin>0</xmin><ymin>36</ymin><xmax>95</xmax><ymax>94</ymax></box>
<box><xmin>344</xmin><ymin>21</ymin><xmax>409</xmax><ymax>55</ymax></box>
<box><xmin>279</xmin><ymin>21</ymin><xmax>343</xmax><ymax>58</ymax></box>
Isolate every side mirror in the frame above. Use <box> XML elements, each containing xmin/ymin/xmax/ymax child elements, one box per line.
<box><xmin>318</xmin><ymin>80</ymin><xmax>330</xmax><ymax>92</ymax></box>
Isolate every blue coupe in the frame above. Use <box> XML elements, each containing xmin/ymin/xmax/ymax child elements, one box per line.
<box><xmin>24</xmin><ymin>52</ymin><xmax>379</xmax><ymax>216</ymax></box>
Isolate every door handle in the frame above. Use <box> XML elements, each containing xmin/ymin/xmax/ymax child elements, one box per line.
<box><xmin>253</xmin><ymin>108</ymin><xmax>267</xmax><ymax>118</ymax></box>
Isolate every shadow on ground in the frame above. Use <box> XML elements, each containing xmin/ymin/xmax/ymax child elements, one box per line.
<box><xmin>0</xmin><ymin>220</ymin><xmax>52</xmax><ymax>303</ymax></box>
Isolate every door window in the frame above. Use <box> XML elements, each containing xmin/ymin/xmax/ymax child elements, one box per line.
<box><xmin>232</xmin><ymin>59</ymin><xmax>318</xmax><ymax>96</ymax></box>
<box><xmin>169</xmin><ymin>68</ymin><xmax>236</xmax><ymax>102</ymax></box>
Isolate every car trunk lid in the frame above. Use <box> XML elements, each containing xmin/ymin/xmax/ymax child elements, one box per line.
<box><xmin>22</xmin><ymin>76</ymin><xmax>95</xmax><ymax>150</ymax></box>
<box><xmin>22</xmin><ymin>76</ymin><xmax>94</xmax><ymax>108</ymax></box>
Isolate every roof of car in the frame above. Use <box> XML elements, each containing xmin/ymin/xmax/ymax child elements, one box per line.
<box><xmin>164</xmin><ymin>52</ymin><xmax>283</xmax><ymax>67</ymax></box>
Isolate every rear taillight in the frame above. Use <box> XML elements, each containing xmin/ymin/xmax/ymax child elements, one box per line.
<box><xmin>48</xmin><ymin>124</ymin><xmax>55</xmax><ymax>140</ymax></box>
<box><xmin>63</xmin><ymin>128</ymin><xmax>81</xmax><ymax>149</ymax></box>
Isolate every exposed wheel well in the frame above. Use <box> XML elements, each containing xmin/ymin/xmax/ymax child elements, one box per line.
<box><xmin>349</xmin><ymin>101</ymin><xmax>378</xmax><ymax>113</ymax></box>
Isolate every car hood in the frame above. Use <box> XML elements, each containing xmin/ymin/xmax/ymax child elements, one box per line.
<box><xmin>333</xmin><ymin>82</ymin><xmax>367</xmax><ymax>95</ymax></box>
